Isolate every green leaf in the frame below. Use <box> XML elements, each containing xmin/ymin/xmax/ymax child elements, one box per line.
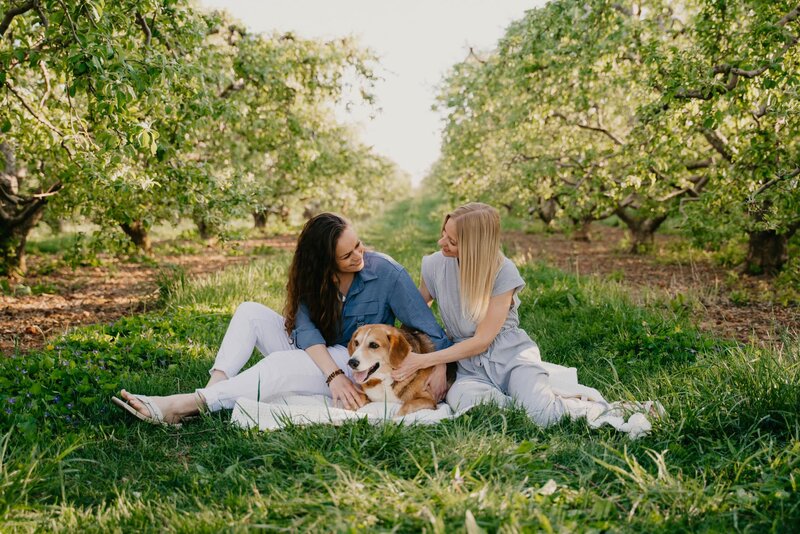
<box><xmin>515</xmin><ymin>440</ymin><xmax>535</xmax><ymax>454</ymax></box>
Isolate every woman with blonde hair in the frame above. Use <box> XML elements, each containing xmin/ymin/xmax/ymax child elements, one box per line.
<box><xmin>393</xmin><ymin>202</ymin><xmax>658</xmax><ymax>433</ymax></box>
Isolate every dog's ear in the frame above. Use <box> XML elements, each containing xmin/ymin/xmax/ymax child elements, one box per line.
<box><xmin>348</xmin><ymin>327</ymin><xmax>360</xmax><ymax>356</ymax></box>
<box><xmin>388</xmin><ymin>332</ymin><xmax>411</xmax><ymax>368</ymax></box>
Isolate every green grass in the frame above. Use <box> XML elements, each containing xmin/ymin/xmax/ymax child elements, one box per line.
<box><xmin>1</xmin><ymin>194</ymin><xmax>799</xmax><ymax>531</ymax></box>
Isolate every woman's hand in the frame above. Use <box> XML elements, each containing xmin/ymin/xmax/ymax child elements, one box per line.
<box><xmin>329</xmin><ymin>374</ymin><xmax>367</xmax><ymax>410</ymax></box>
<box><xmin>425</xmin><ymin>363</ymin><xmax>448</xmax><ymax>403</ymax></box>
<box><xmin>391</xmin><ymin>352</ymin><xmax>428</xmax><ymax>382</ymax></box>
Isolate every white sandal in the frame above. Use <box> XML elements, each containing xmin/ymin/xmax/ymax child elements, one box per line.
<box><xmin>111</xmin><ymin>394</ymin><xmax>182</xmax><ymax>428</ymax></box>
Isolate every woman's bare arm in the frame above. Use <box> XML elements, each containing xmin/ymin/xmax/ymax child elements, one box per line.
<box><xmin>392</xmin><ymin>290</ymin><xmax>514</xmax><ymax>380</ymax></box>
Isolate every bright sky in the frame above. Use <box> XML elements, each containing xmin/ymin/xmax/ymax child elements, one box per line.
<box><xmin>199</xmin><ymin>0</ymin><xmax>544</xmax><ymax>186</ymax></box>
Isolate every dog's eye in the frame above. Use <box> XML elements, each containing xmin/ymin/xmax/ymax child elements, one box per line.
<box><xmin>354</xmin><ymin>340</ymin><xmax>359</xmax><ymax>346</ymax></box>
<box><xmin>369</xmin><ymin>342</ymin><xmax>379</xmax><ymax>349</ymax></box>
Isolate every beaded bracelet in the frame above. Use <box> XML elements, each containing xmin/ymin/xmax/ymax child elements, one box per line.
<box><xmin>325</xmin><ymin>368</ymin><xmax>344</xmax><ymax>386</ymax></box>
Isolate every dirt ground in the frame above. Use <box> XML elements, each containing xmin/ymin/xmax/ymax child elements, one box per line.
<box><xmin>2</xmin><ymin>228</ymin><xmax>797</xmax><ymax>355</ymax></box>
<box><xmin>1</xmin><ymin>236</ymin><xmax>296</xmax><ymax>355</ymax></box>
<box><xmin>503</xmin><ymin>226</ymin><xmax>798</xmax><ymax>346</ymax></box>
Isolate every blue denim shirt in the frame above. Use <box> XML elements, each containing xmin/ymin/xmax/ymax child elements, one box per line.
<box><xmin>291</xmin><ymin>251</ymin><xmax>451</xmax><ymax>351</ymax></box>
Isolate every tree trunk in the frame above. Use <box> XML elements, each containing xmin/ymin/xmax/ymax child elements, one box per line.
<box><xmin>570</xmin><ymin>218</ymin><xmax>592</xmax><ymax>242</ymax></box>
<box><xmin>193</xmin><ymin>217</ymin><xmax>216</xmax><ymax>240</ymax></box>
<box><xmin>743</xmin><ymin>229</ymin><xmax>794</xmax><ymax>275</ymax></box>
<box><xmin>536</xmin><ymin>198</ymin><xmax>558</xmax><ymax>224</ymax></box>
<box><xmin>120</xmin><ymin>221</ymin><xmax>152</xmax><ymax>254</ymax></box>
<box><xmin>0</xmin><ymin>202</ymin><xmax>47</xmax><ymax>279</ymax></box>
<box><xmin>0</xmin><ymin>143</ymin><xmax>61</xmax><ymax>278</ymax></box>
<box><xmin>252</xmin><ymin>210</ymin><xmax>268</xmax><ymax>229</ymax></box>
<box><xmin>615</xmin><ymin>208</ymin><xmax>667</xmax><ymax>253</ymax></box>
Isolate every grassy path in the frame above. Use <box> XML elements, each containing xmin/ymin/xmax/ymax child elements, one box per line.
<box><xmin>1</xmin><ymin>195</ymin><xmax>798</xmax><ymax>531</ymax></box>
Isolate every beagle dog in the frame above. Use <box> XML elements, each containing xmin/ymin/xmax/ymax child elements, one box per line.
<box><xmin>347</xmin><ymin>324</ymin><xmax>438</xmax><ymax>416</ymax></box>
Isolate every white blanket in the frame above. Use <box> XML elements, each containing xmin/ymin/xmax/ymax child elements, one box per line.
<box><xmin>230</xmin><ymin>359</ymin><xmax>661</xmax><ymax>440</ymax></box>
<box><xmin>231</xmin><ymin>395</ymin><xmax>454</xmax><ymax>430</ymax></box>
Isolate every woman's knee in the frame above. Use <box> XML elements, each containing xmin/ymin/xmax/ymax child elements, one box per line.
<box><xmin>447</xmin><ymin>379</ymin><xmax>506</xmax><ymax>410</ymax></box>
<box><xmin>234</xmin><ymin>302</ymin><xmax>284</xmax><ymax>328</ymax></box>
<box><xmin>510</xmin><ymin>378</ymin><xmax>564</xmax><ymax>427</ymax></box>
<box><xmin>236</xmin><ymin>301</ymin><xmax>272</xmax><ymax>318</ymax></box>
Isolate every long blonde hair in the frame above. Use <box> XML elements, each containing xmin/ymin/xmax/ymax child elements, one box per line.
<box><xmin>444</xmin><ymin>202</ymin><xmax>503</xmax><ymax>323</ymax></box>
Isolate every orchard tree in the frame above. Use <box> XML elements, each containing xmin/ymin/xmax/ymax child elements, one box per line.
<box><xmin>0</xmin><ymin>0</ymin><xmax>213</xmax><ymax>272</ymax></box>
<box><xmin>436</xmin><ymin>0</ymin><xmax>717</xmax><ymax>251</ymax></box>
<box><xmin>302</xmin><ymin>133</ymin><xmax>409</xmax><ymax>218</ymax></box>
<box><xmin>436</xmin><ymin>0</ymin><xmax>798</xmax><ymax>270</ymax></box>
<box><xmin>191</xmin><ymin>24</ymin><xmax>381</xmax><ymax>236</ymax></box>
<box><xmin>641</xmin><ymin>0</ymin><xmax>800</xmax><ymax>273</ymax></box>
<box><xmin>1</xmin><ymin>1</ymin><xmax>392</xmax><ymax>268</ymax></box>
<box><xmin>58</xmin><ymin>14</ymin><xmax>380</xmax><ymax>249</ymax></box>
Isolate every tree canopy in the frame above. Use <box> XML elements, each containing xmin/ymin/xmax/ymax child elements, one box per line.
<box><xmin>1</xmin><ymin>0</ymin><xmax>402</xmax><ymax>275</ymax></box>
<box><xmin>434</xmin><ymin>0</ymin><xmax>799</xmax><ymax>272</ymax></box>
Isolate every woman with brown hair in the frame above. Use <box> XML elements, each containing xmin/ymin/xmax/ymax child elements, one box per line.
<box><xmin>392</xmin><ymin>203</ymin><xmax>658</xmax><ymax>434</ymax></box>
<box><xmin>113</xmin><ymin>213</ymin><xmax>451</xmax><ymax>425</ymax></box>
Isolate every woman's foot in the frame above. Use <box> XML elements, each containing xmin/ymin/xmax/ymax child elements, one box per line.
<box><xmin>119</xmin><ymin>390</ymin><xmax>204</xmax><ymax>424</ymax></box>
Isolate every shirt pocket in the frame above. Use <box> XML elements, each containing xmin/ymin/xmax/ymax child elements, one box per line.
<box><xmin>343</xmin><ymin>300</ymin><xmax>380</xmax><ymax>328</ymax></box>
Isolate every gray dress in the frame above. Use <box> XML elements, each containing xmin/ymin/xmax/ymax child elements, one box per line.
<box><xmin>422</xmin><ymin>251</ymin><xmax>569</xmax><ymax>426</ymax></box>
<box><xmin>422</xmin><ymin>251</ymin><xmax>535</xmax><ymax>360</ymax></box>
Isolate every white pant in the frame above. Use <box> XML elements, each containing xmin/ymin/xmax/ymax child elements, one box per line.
<box><xmin>446</xmin><ymin>347</ymin><xmax>569</xmax><ymax>427</ymax></box>
<box><xmin>196</xmin><ymin>302</ymin><xmax>351</xmax><ymax>412</ymax></box>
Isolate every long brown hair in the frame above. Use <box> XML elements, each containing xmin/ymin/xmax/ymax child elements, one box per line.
<box><xmin>284</xmin><ymin>213</ymin><xmax>349</xmax><ymax>345</ymax></box>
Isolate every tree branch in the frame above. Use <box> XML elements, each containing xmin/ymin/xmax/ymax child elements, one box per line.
<box><xmin>614</xmin><ymin>205</ymin><xmax>635</xmax><ymax>226</ymax></box>
<box><xmin>549</xmin><ymin>112</ymin><xmax>625</xmax><ymax>145</ymax></box>
<box><xmin>135</xmin><ymin>12</ymin><xmax>152</xmax><ymax>47</ymax></box>
<box><xmin>33</xmin><ymin>0</ymin><xmax>47</xmax><ymax>27</ymax></box>
<box><xmin>749</xmin><ymin>167</ymin><xmax>800</xmax><ymax>198</ymax></box>
<box><xmin>11</xmin><ymin>181</ymin><xmax>61</xmax><ymax>225</ymax></box>
<box><xmin>656</xmin><ymin>175</ymin><xmax>709</xmax><ymax>202</ymax></box>
<box><xmin>701</xmin><ymin>129</ymin><xmax>733</xmax><ymax>162</ymax></box>
<box><xmin>751</xmin><ymin>102</ymin><xmax>769</xmax><ymax>126</ymax></box>
<box><xmin>0</xmin><ymin>142</ymin><xmax>17</xmax><ymax>176</ymax></box>
<box><xmin>0</xmin><ymin>181</ymin><xmax>25</xmax><ymax>205</ymax></box>
<box><xmin>5</xmin><ymin>81</ymin><xmax>64</xmax><ymax>137</ymax></box>
<box><xmin>467</xmin><ymin>47</ymin><xmax>487</xmax><ymax>65</ymax></box>
<box><xmin>0</xmin><ymin>203</ymin><xmax>13</xmax><ymax>222</ymax></box>
<box><xmin>685</xmin><ymin>158</ymin><xmax>713</xmax><ymax>170</ymax></box>
<box><xmin>39</xmin><ymin>59</ymin><xmax>51</xmax><ymax>106</ymax></box>
<box><xmin>52</xmin><ymin>0</ymin><xmax>78</xmax><ymax>43</ymax></box>
<box><xmin>618</xmin><ymin>193</ymin><xmax>637</xmax><ymax>210</ymax></box>
<box><xmin>611</xmin><ymin>3</ymin><xmax>632</xmax><ymax>17</ymax></box>
<box><xmin>5</xmin><ymin>81</ymin><xmax>77</xmax><ymax>158</ymax></box>
<box><xmin>674</xmin><ymin>5</ymin><xmax>800</xmax><ymax>101</ymax></box>
<box><xmin>0</xmin><ymin>1</ymin><xmax>34</xmax><ymax>38</ymax></box>
<box><xmin>778</xmin><ymin>4</ymin><xmax>800</xmax><ymax>26</ymax></box>
<box><xmin>219</xmin><ymin>79</ymin><xmax>245</xmax><ymax>99</ymax></box>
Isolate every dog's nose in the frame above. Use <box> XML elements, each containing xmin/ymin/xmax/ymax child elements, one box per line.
<box><xmin>347</xmin><ymin>358</ymin><xmax>359</xmax><ymax>369</ymax></box>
